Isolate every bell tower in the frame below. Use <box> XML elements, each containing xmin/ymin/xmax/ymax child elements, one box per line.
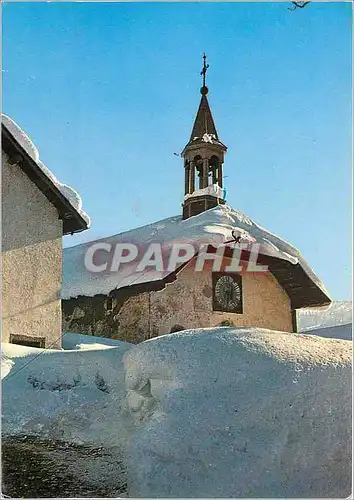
<box><xmin>182</xmin><ymin>54</ymin><xmax>227</xmax><ymax>220</ymax></box>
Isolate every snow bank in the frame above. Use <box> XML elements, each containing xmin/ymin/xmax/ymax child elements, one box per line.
<box><xmin>63</xmin><ymin>204</ymin><xmax>329</xmax><ymax>300</ymax></box>
<box><xmin>2</xmin><ymin>326</ymin><xmax>351</xmax><ymax>497</ymax></box>
<box><xmin>123</xmin><ymin>327</ymin><xmax>352</xmax><ymax>498</ymax></box>
<box><xmin>1</xmin><ymin>341</ymin><xmax>134</xmax><ymax>449</ymax></box>
<box><xmin>62</xmin><ymin>331</ymin><xmax>132</xmax><ymax>350</ymax></box>
<box><xmin>298</xmin><ymin>300</ymin><xmax>352</xmax><ymax>332</ymax></box>
<box><xmin>2</xmin><ymin>114</ymin><xmax>90</xmax><ymax>226</ymax></box>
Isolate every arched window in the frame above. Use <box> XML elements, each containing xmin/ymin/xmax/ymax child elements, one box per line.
<box><xmin>209</xmin><ymin>156</ymin><xmax>220</xmax><ymax>185</ymax></box>
<box><xmin>106</xmin><ymin>297</ymin><xmax>113</xmax><ymax>311</ymax></box>
<box><xmin>193</xmin><ymin>155</ymin><xmax>203</xmax><ymax>188</ymax></box>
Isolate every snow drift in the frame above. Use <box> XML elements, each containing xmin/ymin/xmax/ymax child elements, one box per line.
<box><xmin>2</xmin><ymin>325</ymin><xmax>352</xmax><ymax>498</ymax></box>
<box><xmin>124</xmin><ymin>327</ymin><xmax>352</xmax><ymax>498</ymax></box>
<box><xmin>61</xmin><ymin>331</ymin><xmax>132</xmax><ymax>351</ymax></box>
<box><xmin>1</xmin><ymin>342</ymin><xmax>134</xmax><ymax>448</ymax></box>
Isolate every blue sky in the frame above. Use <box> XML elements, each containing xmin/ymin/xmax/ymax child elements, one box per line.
<box><xmin>2</xmin><ymin>2</ymin><xmax>352</xmax><ymax>300</ymax></box>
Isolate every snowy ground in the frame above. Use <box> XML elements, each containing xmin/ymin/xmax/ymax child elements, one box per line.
<box><xmin>2</xmin><ymin>309</ymin><xmax>352</xmax><ymax>497</ymax></box>
<box><xmin>2</xmin><ymin>435</ymin><xmax>127</xmax><ymax>498</ymax></box>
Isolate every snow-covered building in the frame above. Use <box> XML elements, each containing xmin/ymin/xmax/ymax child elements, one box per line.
<box><xmin>1</xmin><ymin>115</ymin><xmax>90</xmax><ymax>349</ymax></box>
<box><xmin>62</xmin><ymin>58</ymin><xmax>331</xmax><ymax>343</ymax></box>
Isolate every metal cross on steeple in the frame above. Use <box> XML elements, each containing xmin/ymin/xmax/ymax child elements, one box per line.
<box><xmin>200</xmin><ymin>53</ymin><xmax>209</xmax><ymax>89</ymax></box>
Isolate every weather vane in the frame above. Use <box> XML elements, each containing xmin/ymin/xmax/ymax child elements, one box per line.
<box><xmin>200</xmin><ymin>53</ymin><xmax>209</xmax><ymax>89</ymax></box>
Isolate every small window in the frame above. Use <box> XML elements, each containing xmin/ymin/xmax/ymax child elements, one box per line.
<box><xmin>9</xmin><ymin>334</ymin><xmax>45</xmax><ymax>348</ymax></box>
<box><xmin>170</xmin><ymin>324</ymin><xmax>186</xmax><ymax>333</ymax></box>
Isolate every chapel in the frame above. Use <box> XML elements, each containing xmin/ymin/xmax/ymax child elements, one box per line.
<box><xmin>62</xmin><ymin>56</ymin><xmax>331</xmax><ymax>343</ymax></box>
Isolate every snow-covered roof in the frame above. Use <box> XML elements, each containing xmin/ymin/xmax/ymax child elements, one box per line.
<box><xmin>62</xmin><ymin>204</ymin><xmax>331</xmax><ymax>308</ymax></box>
<box><xmin>2</xmin><ymin>114</ymin><xmax>90</xmax><ymax>234</ymax></box>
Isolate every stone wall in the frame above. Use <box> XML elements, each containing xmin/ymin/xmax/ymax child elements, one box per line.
<box><xmin>62</xmin><ymin>292</ymin><xmax>150</xmax><ymax>344</ymax></box>
<box><xmin>2</xmin><ymin>153</ymin><xmax>63</xmax><ymax>349</ymax></box>
<box><xmin>149</xmin><ymin>258</ymin><xmax>292</xmax><ymax>335</ymax></box>
<box><xmin>63</xmin><ymin>256</ymin><xmax>293</xmax><ymax>343</ymax></box>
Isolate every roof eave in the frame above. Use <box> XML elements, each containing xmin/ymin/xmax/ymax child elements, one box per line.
<box><xmin>181</xmin><ymin>139</ymin><xmax>227</xmax><ymax>157</ymax></box>
<box><xmin>2</xmin><ymin>124</ymin><xmax>89</xmax><ymax>235</ymax></box>
<box><xmin>265</xmin><ymin>256</ymin><xmax>331</xmax><ymax>309</ymax></box>
<box><xmin>66</xmin><ymin>249</ymin><xmax>331</xmax><ymax>310</ymax></box>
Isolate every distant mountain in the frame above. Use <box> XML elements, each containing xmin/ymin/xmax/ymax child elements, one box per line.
<box><xmin>298</xmin><ymin>301</ymin><xmax>352</xmax><ymax>332</ymax></box>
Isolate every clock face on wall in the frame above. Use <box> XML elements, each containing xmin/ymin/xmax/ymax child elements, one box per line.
<box><xmin>212</xmin><ymin>273</ymin><xmax>243</xmax><ymax>313</ymax></box>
